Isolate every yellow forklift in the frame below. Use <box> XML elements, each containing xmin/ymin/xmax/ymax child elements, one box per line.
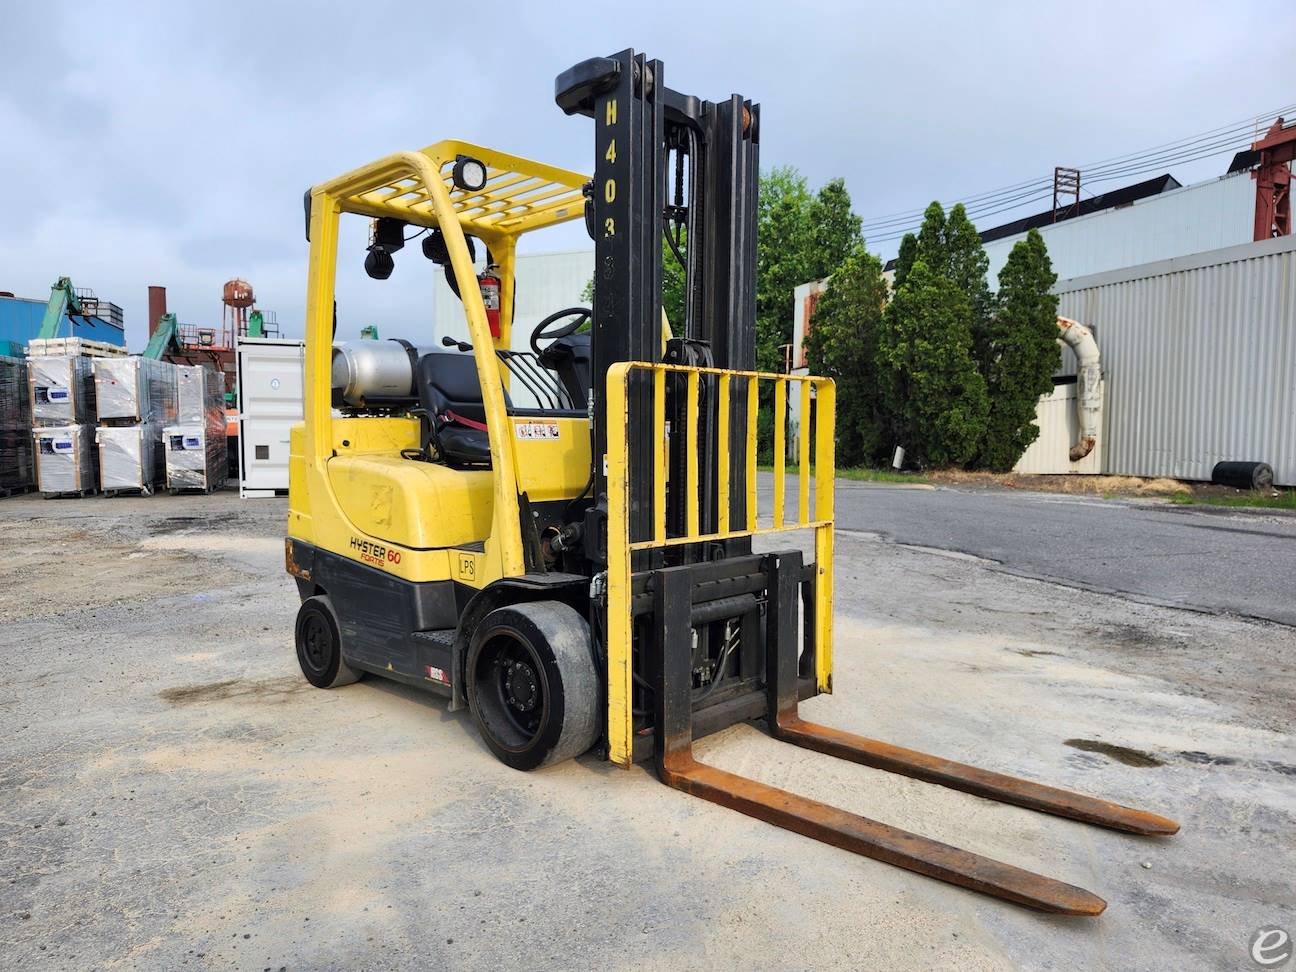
<box><xmin>286</xmin><ymin>48</ymin><xmax>1177</xmax><ymax>914</ymax></box>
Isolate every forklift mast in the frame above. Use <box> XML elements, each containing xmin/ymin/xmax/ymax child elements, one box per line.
<box><xmin>557</xmin><ymin>50</ymin><xmax>759</xmax><ymax>565</ymax></box>
<box><xmin>551</xmin><ymin>50</ymin><xmax>1178</xmax><ymax>916</ymax></box>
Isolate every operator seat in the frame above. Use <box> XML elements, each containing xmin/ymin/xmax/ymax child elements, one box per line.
<box><xmin>414</xmin><ymin>351</ymin><xmax>509</xmax><ymax>467</ymax></box>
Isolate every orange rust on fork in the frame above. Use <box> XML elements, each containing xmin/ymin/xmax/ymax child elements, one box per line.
<box><xmin>769</xmin><ymin>717</ymin><xmax>1180</xmax><ymax>837</ymax></box>
<box><xmin>647</xmin><ymin>551</ymin><xmax>1178</xmax><ymax>915</ymax></box>
<box><xmin>659</xmin><ymin>748</ymin><xmax>1108</xmax><ymax>916</ymax></box>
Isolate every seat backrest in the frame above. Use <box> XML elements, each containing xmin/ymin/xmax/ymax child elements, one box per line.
<box><xmin>538</xmin><ymin>333</ymin><xmax>592</xmax><ymax>407</ymax></box>
<box><xmin>415</xmin><ymin>351</ymin><xmax>510</xmax><ymax>424</ymax></box>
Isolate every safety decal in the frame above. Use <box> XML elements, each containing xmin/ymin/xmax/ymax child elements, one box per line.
<box><xmin>515</xmin><ymin>422</ymin><xmax>560</xmax><ymax>440</ymax></box>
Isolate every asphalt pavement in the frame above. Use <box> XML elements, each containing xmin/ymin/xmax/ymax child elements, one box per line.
<box><xmin>821</xmin><ymin>482</ymin><xmax>1296</xmax><ymax>627</ymax></box>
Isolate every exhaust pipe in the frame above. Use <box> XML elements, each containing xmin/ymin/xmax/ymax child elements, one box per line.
<box><xmin>1057</xmin><ymin>317</ymin><xmax>1100</xmax><ymax>462</ymax></box>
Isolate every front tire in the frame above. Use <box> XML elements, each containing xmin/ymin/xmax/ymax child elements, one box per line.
<box><xmin>295</xmin><ymin>595</ymin><xmax>362</xmax><ymax>689</ymax></box>
<box><xmin>466</xmin><ymin>600</ymin><xmax>598</xmax><ymax>770</ymax></box>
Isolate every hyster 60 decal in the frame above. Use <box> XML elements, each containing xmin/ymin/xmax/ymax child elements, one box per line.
<box><xmin>350</xmin><ymin>535</ymin><xmax>402</xmax><ymax>569</ymax></box>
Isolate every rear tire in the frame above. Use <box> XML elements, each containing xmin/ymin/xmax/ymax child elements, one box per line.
<box><xmin>295</xmin><ymin>595</ymin><xmax>362</xmax><ymax>689</ymax></box>
<box><xmin>466</xmin><ymin>600</ymin><xmax>598</xmax><ymax>770</ymax></box>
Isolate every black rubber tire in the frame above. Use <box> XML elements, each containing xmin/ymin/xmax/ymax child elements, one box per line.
<box><xmin>466</xmin><ymin>600</ymin><xmax>599</xmax><ymax>771</ymax></box>
<box><xmin>295</xmin><ymin>595</ymin><xmax>362</xmax><ymax>689</ymax></box>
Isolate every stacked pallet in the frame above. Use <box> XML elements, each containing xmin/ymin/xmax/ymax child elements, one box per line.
<box><xmin>25</xmin><ymin>337</ymin><xmax>127</xmax><ymax>359</ymax></box>
<box><xmin>163</xmin><ymin>365</ymin><xmax>227</xmax><ymax>493</ymax></box>
<box><xmin>0</xmin><ymin>355</ymin><xmax>34</xmax><ymax>496</ymax></box>
<box><xmin>28</xmin><ymin>354</ymin><xmax>98</xmax><ymax>497</ymax></box>
<box><xmin>93</xmin><ymin>357</ymin><xmax>178</xmax><ymax>496</ymax></box>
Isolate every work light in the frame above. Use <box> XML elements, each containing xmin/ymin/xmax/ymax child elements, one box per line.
<box><xmin>452</xmin><ymin>155</ymin><xmax>488</xmax><ymax>192</ymax></box>
<box><xmin>364</xmin><ymin>245</ymin><xmax>395</xmax><ymax>280</ymax></box>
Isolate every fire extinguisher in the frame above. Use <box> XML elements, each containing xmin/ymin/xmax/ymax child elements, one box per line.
<box><xmin>478</xmin><ymin>269</ymin><xmax>501</xmax><ymax>339</ymax></box>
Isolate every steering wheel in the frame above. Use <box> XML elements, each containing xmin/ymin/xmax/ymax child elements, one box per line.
<box><xmin>531</xmin><ymin>307</ymin><xmax>591</xmax><ymax>355</ymax></box>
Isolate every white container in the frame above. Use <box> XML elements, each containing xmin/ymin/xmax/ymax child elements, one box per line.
<box><xmin>236</xmin><ymin>337</ymin><xmax>304</xmax><ymax>498</ymax></box>
<box><xmin>34</xmin><ymin>424</ymin><xmax>97</xmax><ymax>495</ymax></box>
<box><xmin>96</xmin><ymin>422</ymin><xmax>164</xmax><ymax>494</ymax></box>
<box><xmin>163</xmin><ymin>424</ymin><xmax>227</xmax><ymax>493</ymax></box>
<box><xmin>28</xmin><ymin>356</ymin><xmax>96</xmax><ymax>425</ymax></box>
<box><xmin>94</xmin><ymin>357</ymin><xmax>178</xmax><ymax>423</ymax></box>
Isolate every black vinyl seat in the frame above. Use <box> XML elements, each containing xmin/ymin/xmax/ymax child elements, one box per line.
<box><xmin>415</xmin><ymin>352</ymin><xmax>509</xmax><ymax>467</ymax></box>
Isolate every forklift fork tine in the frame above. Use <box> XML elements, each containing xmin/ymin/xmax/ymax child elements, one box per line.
<box><xmin>770</xmin><ymin>716</ymin><xmax>1181</xmax><ymax>837</ymax></box>
<box><xmin>654</xmin><ymin>559</ymin><xmax>1111</xmax><ymax>914</ymax></box>
<box><xmin>765</xmin><ymin>549</ymin><xmax>1178</xmax><ymax>838</ymax></box>
<box><xmin>659</xmin><ymin>749</ymin><xmax>1107</xmax><ymax>916</ymax></box>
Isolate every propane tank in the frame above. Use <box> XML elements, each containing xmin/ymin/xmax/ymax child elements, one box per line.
<box><xmin>478</xmin><ymin>269</ymin><xmax>502</xmax><ymax>339</ymax></box>
<box><xmin>331</xmin><ymin>339</ymin><xmax>418</xmax><ymax>406</ymax></box>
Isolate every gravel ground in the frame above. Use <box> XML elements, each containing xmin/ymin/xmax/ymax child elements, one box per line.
<box><xmin>0</xmin><ymin>488</ymin><xmax>1292</xmax><ymax>971</ymax></box>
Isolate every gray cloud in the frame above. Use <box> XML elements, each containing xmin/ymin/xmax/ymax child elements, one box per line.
<box><xmin>1</xmin><ymin>1</ymin><xmax>1290</xmax><ymax>349</ymax></box>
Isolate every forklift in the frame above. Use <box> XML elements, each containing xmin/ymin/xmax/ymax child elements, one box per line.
<box><xmin>286</xmin><ymin>48</ymin><xmax>1177</xmax><ymax>915</ymax></box>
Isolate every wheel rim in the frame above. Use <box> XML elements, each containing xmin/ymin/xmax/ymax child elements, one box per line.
<box><xmin>473</xmin><ymin>630</ymin><xmax>550</xmax><ymax>752</ymax></box>
<box><xmin>300</xmin><ymin>613</ymin><xmax>332</xmax><ymax>675</ymax></box>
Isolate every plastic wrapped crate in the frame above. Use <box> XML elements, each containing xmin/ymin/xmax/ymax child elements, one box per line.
<box><xmin>0</xmin><ymin>355</ymin><xmax>34</xmax><ymax>493</ymax></box>
<box><xmin>94</xmin><ymin>357</ymin><xmax>178</xmax><ymax>423</ymax></box>
<box><xmin>96</xmin><ymin>421</ymin><xmax>165</xmax><ymax>495</ymax></box>
<box><xmin>33</xmin><ymin>424</ymin><xmax>97</xmax><ymax>496</ymax></box>
<box><xmin>176</xmin><ymin>364</ymin><xmax>225</xmax><ymax>424</ymax></box>
<box><xmin>28</xmin><ymin>355</ymin><xmax>96</xmax><ymax>425</ymax></box>
<box><xmin>163</xmin><ymin>424</ymin><xmax>226</xmax><ymax>493</ymax></box>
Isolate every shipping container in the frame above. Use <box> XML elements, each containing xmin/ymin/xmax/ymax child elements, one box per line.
<box><xmin>236</xmin><ymin>337</ymin><xmax>304</xmax><ymax>497</ymax></box>
<box><xmin>1054</xmin><ymin>234</ymin><xmax>1296</xmax><ymax>486</ymax></box>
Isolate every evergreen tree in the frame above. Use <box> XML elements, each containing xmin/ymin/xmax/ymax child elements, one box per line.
<box><xmin>893</xmin><ymin>233</ymin><xmax>917</xmax><ymax>290</ymax></box>
<box><xmin>913</xmin><ymin>201</ymin><xmax>946</xmax><ymax>268</ymax></box>
<box><xmin>978</xmin><ymin>229</ymin><xmax>1060</xmax><ymax>470</ymax></box>
<box><xmin>879</xmin><ymin>260</ymin><xmax>989</xmax><ymax>467</ymax></box>
<box><xmin>803</xmin><ymin>247</ymin><xmax>889</xmax><ymax>466</ymax></box>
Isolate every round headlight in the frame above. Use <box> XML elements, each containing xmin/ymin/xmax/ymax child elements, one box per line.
<box><xmin>452</xmin><ymin>155</ymin><xmax>487</xmax><ymax>192</ymax></box>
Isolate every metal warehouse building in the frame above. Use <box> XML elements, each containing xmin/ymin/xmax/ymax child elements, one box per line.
<box><xmin>981</xmin><ymin>171</ymin><xmax>1256</xmax><ymax>283</ymax></box>
<box><xmin>432</xmin><ymin>249</ymin><xmax>593</xmax><ymax>351</ymax></box>
<box><xmin>1054</xmin><ymin>234</ymin><xmax>1295</xmax><ymax>486</ymax></box>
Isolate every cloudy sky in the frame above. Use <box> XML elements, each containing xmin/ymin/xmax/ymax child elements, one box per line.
<box><xmin>3</xmin><ymin>1</ymin><xmax>1292</xmax><ymax>349</ymax></box>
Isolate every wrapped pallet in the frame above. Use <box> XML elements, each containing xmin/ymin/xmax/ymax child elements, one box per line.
<box><xmin>28</xmin><ymin>355</ymin><xmax>96</xmax><ymax>425</ymax></box>
<box><xmin>96</xmin><ymin>422</ymin><xmax>165</xmax><ymax>495</ymax></box>
<box><xmin>176</xmin><ymin>365</ymin><xmax>225</xmax><ymax>423</ymax></box>
<box><xmin>94</xmin><ymin>357</ymin><xmax>178</xmax><ymax>424</ymax></box>
<box><xmin>164</xmin><ymin>365</ymin><xmax>227</xmax><ymax>492</ymax></box>
<box><xmin>162</xmin><ymin>424</ymin><xmax>226</xmax><ymax>493</ymax></box>
<box><xmin>0</xmin><ymin>355</ymin><xmax>35</xmax><ymax>494</ymax></box>
<box><xmin>33</xmin><ymin>425</ymin><xmax>97</xmax><ymax>496</ymax></box>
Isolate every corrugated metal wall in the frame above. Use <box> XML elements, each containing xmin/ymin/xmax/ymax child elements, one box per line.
<box><xmin>1055</xmin><ymin>234</ymin><xmax>1296</xmax><ymax>486</ymax></box>
<box><xmin>432</xmin><ymin>249</ymin><xmax>594</xmax><ymax>352</ymax></box>
<box><xmin>0</xmin><ymin>295</ymin><xmax>127</xmax><ymax>356</ymax></box>
<box><xmin>1013</xmin><ymin>382</ymin><xmax>1105</xmax><ymax>475</ymax></box>
<box><xmin>983</xmin><ymin>172</ymin><xmax>1254</xmax><ymax>282</ymax></box>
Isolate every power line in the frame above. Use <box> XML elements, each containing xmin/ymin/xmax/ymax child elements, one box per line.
<box><xmin>859</xmin><ymin>103</ymin><xmax>1294</xmax><ymax>233</ymax></box>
